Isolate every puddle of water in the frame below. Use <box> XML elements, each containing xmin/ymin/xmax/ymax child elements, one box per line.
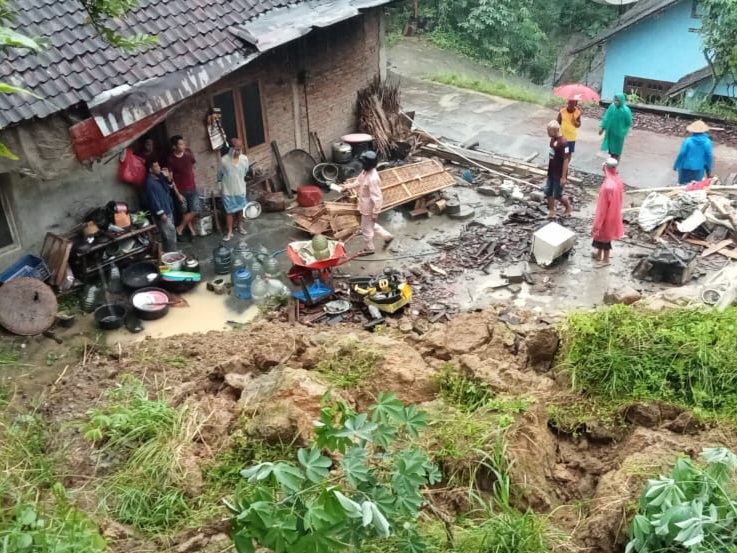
<box><xmin>107</xmin><ymin>284</ymin><xmax>260</xmax><ymax>345</ymax></box>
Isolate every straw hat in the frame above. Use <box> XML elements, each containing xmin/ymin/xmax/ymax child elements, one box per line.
<box><xmin>686</xmin><ymin>120</ymin><xmax>710</xmax><ymax>133</ymax></box>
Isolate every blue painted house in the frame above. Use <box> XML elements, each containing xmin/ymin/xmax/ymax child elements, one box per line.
<box><xmin>574</xmin><ymin>0</ymin><xmax>735</xmax><ymax>103</ymax></box>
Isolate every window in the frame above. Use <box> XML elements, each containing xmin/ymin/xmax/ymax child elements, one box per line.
<box><xmin>0</xmin><ymin>174</ymin><xmax>19</xmax><ymax>254</ymax></box>
<box><xmin>692</xmin><ymin>0</ymin><xmax>706</xmax><ymax>18</ymax></box>
<box><xmin>623</xmin><ymin>76</ymin><xmax>676</xmax><ymax>103</ymax></box>
<box><xmin>212</xmin><ymin>82</ymin><xmax>267</xmax><ymax>152</ymax></box>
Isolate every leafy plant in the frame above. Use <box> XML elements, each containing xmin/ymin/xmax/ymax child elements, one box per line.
<box><xmin>226</xmin><ymin>392</ymin><xmax>441</xmax><ymax>553</ymax></box>
<box><xmin>626</xmin><ymin>447</ymin><xmax>737</xmax><ymax>553</ymax></box>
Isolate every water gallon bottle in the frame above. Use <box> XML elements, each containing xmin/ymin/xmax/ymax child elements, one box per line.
<box><xmin>250</xmin><ymin>259</ymin><xmax>265</xmax><ymax>278</ymax></box>
<box><xmin>233</xmin><ymin>268</ymin><xmax>253</xmax><ymax>300</ymax></box>
<box><xmin>262</xmin><ymin>256</ymin><xmax>280</xmax><ymax>278</ymax></box>
<box><xmin>108</xmin><ymin>263</ymin><xmax>122</xmax><ymax>293</ymax></box>
<box><xmin>250</xmin><ymin>277</ymin><xmax>269</xmax><ymax>305</ymax></box>
<box><xmin>213</xmin><ymin>244</ymin><xmax>233</xmax><ymax>275</ymax></box>
<box><xmin>81</xmin><ymin>284</ymin><xmax>102</xmax><ymax>313</ymax></box>
<box><xmin>240</xmin><ymin>250</ymin><xmax>255</xmax><ymax>270</ymax></box>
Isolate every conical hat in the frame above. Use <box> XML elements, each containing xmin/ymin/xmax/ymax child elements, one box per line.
<box><xmin>687</xmin><ymin>120</ymin><xmax>710</xmax><ymax>133</ymax></box>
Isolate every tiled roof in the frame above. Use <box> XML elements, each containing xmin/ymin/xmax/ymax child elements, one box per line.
<box><xmin>666</xmin><ymin>66</ymin><xmax>711</xmax><ymax>96</ymax></box>
<box><xmin>570</xmin><ymin>0</ymin><xmax>681</xmax><ymax>54</ymax></box>
<box><xmin>0</xmin><ymin>0</ymin><xmax>299</xmax><ymax>127</ymax></box>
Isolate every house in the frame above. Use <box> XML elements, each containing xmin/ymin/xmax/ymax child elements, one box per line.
<box><xmin>0</xmin><ymin>0</ymin><xmax>393</xmax><ymax>269</ymax></box>
<box><xmin>573</xmin><ymin>0</ymin><xmax>735</xmax><ymax>102</ymax></box>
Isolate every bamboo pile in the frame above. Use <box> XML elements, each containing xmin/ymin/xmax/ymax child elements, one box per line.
<box><xmin>357</xmin><ymin>78</ymin><xmax>404</xmax><ymax>158</ymax></box>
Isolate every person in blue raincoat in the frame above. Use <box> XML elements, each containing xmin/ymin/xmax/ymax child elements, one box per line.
<box><xmin>673</xmin><ymin>120</ymin><xmax>713</xmax><ymax>185</ymax></box>
<box><xmin>218</xmin><ymin>138</ymin><xmax>249</xmax><ymax>241</ymax></box>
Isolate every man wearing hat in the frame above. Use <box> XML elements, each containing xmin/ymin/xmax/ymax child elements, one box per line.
<box><xmin>674</xmin><ymin>120</ymin><xmax>713</xmax><ymax>185</ymax></box>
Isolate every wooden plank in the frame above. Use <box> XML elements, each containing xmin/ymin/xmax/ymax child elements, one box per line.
<box><xmin>40</xmin><ymin>232</ymin><xmax>73</xmax><ymax>288</ymax></box>
<box><xmin>700</xmin><ymin>239</ymin><xmax>734</xmax><ymax>258</ymax></box>
<box><xmin>716</xmin><ymin>248</ymin><xmax>737</xmax><ymax>260</ymax></box>
<box><xmin>271</xmin><ymin>141</ymin><xmax>294</xmax><ymax>199</ymax></box>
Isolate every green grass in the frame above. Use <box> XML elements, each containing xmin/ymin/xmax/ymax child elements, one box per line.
<box><xmin>559</xmin><ymin>305</ymin><xmax>737</xmax><ymax>421</ymax></box>
<box><xmin>82</xmin><ymin>375</ymin><xmax>202</xmax><ymax>535</ymax></box>
<box><xmin>427</xmin><ymin>73</ymin><xmax>559</xmax><ymax>107</ymax></box>
<box><xmin>0</xmin><ymin>406</ymin><xmax>106</xmax><ymax>552</ymax></box>
<box><xmin>547</xmin><ymin>400</ymin><xmax>628</xmax><ymax>439</ymax></box>
<box><xmin>437</xmin><ymin>364</ymin><xmax>532</xmax><ymax>415</ymax></box>
<box><xmin>315</xmin><ymin>341</ymin><xmax>383</xmax><ymax>389</ymax></box>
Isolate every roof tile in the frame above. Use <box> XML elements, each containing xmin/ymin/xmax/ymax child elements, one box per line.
<box><xmin>0</xmin><ymin>0</ymin><xmax>384</xmax><ymax>125</ymax></box>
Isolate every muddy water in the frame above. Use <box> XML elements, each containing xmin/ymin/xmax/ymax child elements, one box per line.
<box><xmin>107</xmin><ymin>284</ymin><xmax>260</xmax><ymax>345</ymax></box>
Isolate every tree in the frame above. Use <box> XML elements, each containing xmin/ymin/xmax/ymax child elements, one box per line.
<box><xmin>0</xmin><ymin>0</ymin><xmax>154</xmax><ymax>159</ymax></box>
<box><xmin>698</xmin><ymin>0</ymin><xmax>737</xmax><ymax>95</ymax></box>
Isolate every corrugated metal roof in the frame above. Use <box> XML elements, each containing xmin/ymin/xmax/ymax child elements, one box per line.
<box><xmin>571</xmin><ymin>0</ymin><xmax>681</xmax><ymax>54</ymax></box>
<box><xmin>0</xmin><ymin>0</ymin><xmax>305</xmax><ymax>127</ymax></box>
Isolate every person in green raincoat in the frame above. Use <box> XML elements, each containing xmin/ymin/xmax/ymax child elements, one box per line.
<box><xmin>598</xmin><ymin>93</ymin><xmax>633</xmax><ymax>160</ymax></box>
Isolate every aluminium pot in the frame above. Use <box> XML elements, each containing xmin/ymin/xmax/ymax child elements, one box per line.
<box><xmin>331</xmin><ymin>142</ymin><xmax>353</xmax><ymax>164</ymax></box>
<box><xmin>121</xmin><ymin>260</ymin><xmax>161</xmax><ymax>290</ymax></box>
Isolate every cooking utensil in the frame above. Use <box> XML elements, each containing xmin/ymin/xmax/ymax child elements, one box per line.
<box><xmin>94</xmin><ymin>304</ymin><xmax>127</xmax><ymax>330</ymax></box>
<box><xmin>324</xmin><ymin>300</ymin><xmax>351</xmax><ymax>315</ymax></box>
<box><xmin>121</xmin><ymin>261</ymin><xmax>161</xmax><ymax>290</ymax></box>
<box><xmin>130</xmin><ymin>287</ymin><xmax>171</xmax><ymax>320</ymax></box>
<box><xmin>162</xmin><ymin>251</ymin><xmax>186</xmax><ymax>271</ymax></box>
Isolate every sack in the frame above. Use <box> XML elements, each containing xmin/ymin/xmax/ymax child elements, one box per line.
<box><xmin>118</xmin><ymin>148</ymin><xmax>146</xmax><ymax>185</ymax></box>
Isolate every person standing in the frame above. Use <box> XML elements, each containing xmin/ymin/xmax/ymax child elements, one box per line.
<box><xmin>545</xmin><ymin>120</ymin><xmax>572</xmax><ymax>219</ymax></box>
<box><xmin>166</xmin><ymin>135</ymin><xmax>199</xmax><ymax>238</ymax></box>
<box><xmin>599</xmin><ymin>93</ymin><xmax>633</xmax><ymax>160</ymax></box>
<box><xmin>592</xmin><ymin>157</ymin><xmax>625</xmax><ymax>268</ymax></box>
<box><xmin>336</xmin><ymin>150</ymin><xmax>393</xmax><ymax>255</ymax></box>
<box><xmin>218</xmin><ymin>138</ymin><xmax>249</xmax><ymax>241</ymax></box>
<box><xmin>673</xmin><ymin>120</ymin><xmax>713</xmax><ymax>185</ymax></box>
<box><xmin>145</xmin><ymin>159</ymin><xmax>177</xmax><ymax>253</ymax></box>
<box><xmin>557</xmin><ymin>99</ymin><xmax>582</xmax><ymax>157</ymax></box>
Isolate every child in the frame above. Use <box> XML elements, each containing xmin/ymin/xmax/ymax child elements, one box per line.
<box><xmin>335</xmin><ymin>150</ymin><xmax>393</xmax><ymax>255</ymax></box>
<box><xmin>592</xmin><ymin>157</ymin><xmax>624</xmax><ymax>267</ymax></box>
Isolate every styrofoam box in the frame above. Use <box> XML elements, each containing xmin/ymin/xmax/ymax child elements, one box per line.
<box><xmin>531</xmin><ymin>222</ymin><xmax>576</xmax><ymax>267</ymax></box>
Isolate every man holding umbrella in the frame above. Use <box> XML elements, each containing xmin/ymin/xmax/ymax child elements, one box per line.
<box><xmin>553</xmin><ymin>84</ymin><xmax>600</xmax><ymax>157</ymax></box>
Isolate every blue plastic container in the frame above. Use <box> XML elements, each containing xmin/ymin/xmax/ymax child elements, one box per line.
<box><xmin>0</xmin><ymin>254</ymin><xmax>51</xmax><ymax>284</ymax></box>
<box><xmin>233</xmin><ymin>268</ymin><xmax>253</xmax><ymax>300</ymax></box>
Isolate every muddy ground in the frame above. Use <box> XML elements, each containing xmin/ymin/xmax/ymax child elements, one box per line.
<box><xmin>24</xmin><ymin>307</ymin><xmax>736</xmax><ymax>553</ymax></box>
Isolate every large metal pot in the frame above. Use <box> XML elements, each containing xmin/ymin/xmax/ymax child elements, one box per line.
<box><xmin>130</xmin><ymin>287</ymin><xmax>170</xmax><ymax>321</ymax></box>
<box><xmin>331</xmin><ymin>142</ymin><xmax>353</xmax><ymax>164</ymax></box>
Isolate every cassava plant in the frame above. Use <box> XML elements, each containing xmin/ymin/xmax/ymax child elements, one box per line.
<box><xmin>626</xmin><ymin>447</ymin><xmax>737</xmax><ymax>553</ymax></box>
<box><xmin>226</xmin><ymin>392</ymin><xmax>442</xmax><ymax>553</ymax></box>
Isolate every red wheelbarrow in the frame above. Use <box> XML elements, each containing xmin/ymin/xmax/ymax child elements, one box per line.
<box><xmin>276</xmin><ymin>238</ymin><xmax>361</xmax><ymax>305</ymax></box>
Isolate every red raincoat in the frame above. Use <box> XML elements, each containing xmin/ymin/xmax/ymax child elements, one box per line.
<box><xmin>592</xmin><ymin>166</ymin><xmax>624</xmax><ymax>243</ymax></box>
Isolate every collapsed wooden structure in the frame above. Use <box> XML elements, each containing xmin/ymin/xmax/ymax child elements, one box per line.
<box><xmin>289</xmin><ymin>159</ymin><xmax>455</xmax><ymax>238</ymax></box>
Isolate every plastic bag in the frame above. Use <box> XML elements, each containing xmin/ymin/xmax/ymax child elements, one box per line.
<box><xmin>118</xmin><ymin>148</ymin><xmax>146</xmax><ymax>185</ymax></box>
<box><xmin>638</xmin><ymin>192</ymin><xmax>671</xmax><ymax>231</ymax></box>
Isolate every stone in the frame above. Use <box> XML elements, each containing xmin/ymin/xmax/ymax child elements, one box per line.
<box><xmin>421</xmin><ymin>312</ymin><xmax>493</xmax><ymax>355</ymax></box>
<box><xmin>176</xmin><ymin>533</ymin><xmax>207</xmax><ymax>553</ymax></box>
<box><xmin>664</xmin><ymin>411</ymin><xmax>704</xmax><ymax>434</ymax></box>
<box><xmin>525</xmin><ymin>328</ymin><xmax>559</xmax><ymax>372</ymax></box>
<box><xmin>622</xmin><ymin>402</ymin><xmax>660</xmax><ymax>428</ymax></box>
<box><xmin>603</xmin><ymin>286</ymin><xmax>642</xmax><ymax>306</ymax></box>
<box><xmin>477</xmin><ymin>185</ymin><xmax>499</xmax><ymax>196</ymax></box>
<box><xmin>501</xmin><ymin>263</ymin><xmax>526</xmax><ymax>284</ymax></box>
<box><xmin>508</xmin><ymin>284</ymin><xmax>522</xmax><ymax>294</ymax></box>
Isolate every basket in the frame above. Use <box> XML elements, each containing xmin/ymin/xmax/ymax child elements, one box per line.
<box><xmin>0</xmin><ymin>254</ymin><xmax>51</xmax><ymax>284</ymax></box>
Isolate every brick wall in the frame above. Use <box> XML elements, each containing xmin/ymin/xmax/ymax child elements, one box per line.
<box><xmin>165</xmin><ymin>8</ymin><xmax>383</xmax><ymax>193</ymax></box>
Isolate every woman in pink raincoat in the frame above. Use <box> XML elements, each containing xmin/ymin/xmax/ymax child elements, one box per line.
<box><xmin>592</xmin><ymin>157</ymin><xmax>624</xmax><ymax>267</ymax></box>
<box><xmin>337</xmin><ymin>150</ymin><xmax>393</xmax><ymax>255</ymax></box>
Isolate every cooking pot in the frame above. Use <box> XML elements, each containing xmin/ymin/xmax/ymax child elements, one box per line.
<box><xmin>121</xmin><ymin>261</ymin><xmax>161</xmax><ymax>290</ymax></box>
<box><xmin>130</xmin><ymin>287</ymin><xmax>171</xmax><ymax>320</ymax></box>
<box><xmin>94</xmin><ymin>304</ymin><xmax>127</xmax><ymax>330</ymax></box>
<box><xmin>331</xmin><ymin>142</ymin><xmax>353</xmax><ymax>164</ymax></box>
<box><xmin>161</xmin><ymin>251</ymin><xmax>186</xmax><ymax>271</ymax></box>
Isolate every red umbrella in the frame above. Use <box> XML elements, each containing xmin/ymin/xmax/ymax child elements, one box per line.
<box><xmin>553</xmin><ymin>83</ymin><xmax>601</xmax><ymax>102</ymax></box>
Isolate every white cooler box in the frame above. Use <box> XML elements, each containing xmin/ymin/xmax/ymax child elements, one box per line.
<box><xmin>531</xmin><ymin>222</ymin><xmax>576</xmax><ymax>267</ymax></box>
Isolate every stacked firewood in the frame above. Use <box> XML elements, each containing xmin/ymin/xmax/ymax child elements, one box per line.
<box><xmin>357</xmin><ymin>78</ymin><xmax>406</xmax><ymax>158</ymax></box>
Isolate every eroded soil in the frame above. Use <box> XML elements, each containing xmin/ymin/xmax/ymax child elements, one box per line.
<box><xmin>25</xmin><ymin>307</ymin><xmax>737</xmax><ymax>553</ymax></box>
